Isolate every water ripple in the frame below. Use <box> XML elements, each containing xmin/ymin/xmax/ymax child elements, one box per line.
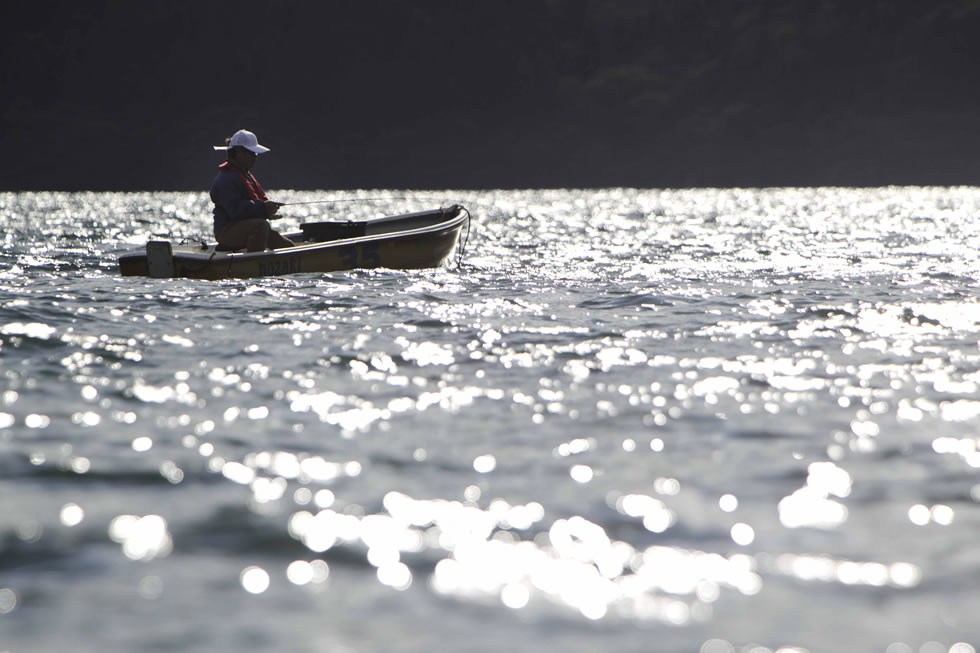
<box><xmin>3</xmin><ymin>188</ymin><xmax>980</xmax><ymax>652</ymax></box>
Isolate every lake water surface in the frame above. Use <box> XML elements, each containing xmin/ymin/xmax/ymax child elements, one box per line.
<box><xmin>1</xmin><ymin>188</ymin><xmax>979</xmax><ymax>653</ymax></box>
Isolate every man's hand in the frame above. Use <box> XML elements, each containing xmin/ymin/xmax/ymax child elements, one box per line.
<box><xmin>264</xmin><ymin>201</ymin><xmax>283</xmax><ymax>218</ymax></box>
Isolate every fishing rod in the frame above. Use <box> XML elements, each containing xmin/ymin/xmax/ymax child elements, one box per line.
<box><xmin>279</xmin><ymin>197</ymin><xmax>423</xmax><ymax>206</ymax></box>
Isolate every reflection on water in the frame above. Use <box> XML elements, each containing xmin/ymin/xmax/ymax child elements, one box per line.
<box><xmin>1</xmin><ymin>188</ymin><xmax>979</xmax><ymax>652</ymax></box>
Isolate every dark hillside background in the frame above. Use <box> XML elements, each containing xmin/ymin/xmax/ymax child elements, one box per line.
<box><xmin>4</xmin><ymin>0</ymin><xmax>980</xmax><ymax>190</ymax></box>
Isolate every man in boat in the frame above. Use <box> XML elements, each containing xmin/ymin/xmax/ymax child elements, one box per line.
<box><xmin>210</xmin><ymin>129</ymin><xmax>295</xmax><ymax>252</ymax></box>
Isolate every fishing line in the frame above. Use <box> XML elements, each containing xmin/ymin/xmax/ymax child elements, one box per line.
<box><xmin>454</xmin><ymin>206</ymin><xmax>472</xmax><ymax>269</ymax></box>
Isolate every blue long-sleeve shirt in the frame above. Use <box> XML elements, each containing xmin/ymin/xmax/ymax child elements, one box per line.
<box><xmin>209</xmin><ymin>167</ymin><xmax>267</xmax><ymax>234</ymax></box>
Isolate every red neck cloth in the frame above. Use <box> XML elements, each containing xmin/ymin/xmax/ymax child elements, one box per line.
<box><xmin>218</xmin><ymin>161</ymin><xmax>268</xmax><ymax>201</ymax></box>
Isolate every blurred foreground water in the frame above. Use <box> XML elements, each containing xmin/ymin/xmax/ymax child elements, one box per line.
<box><xmin>1</xmin><ymin>188</ymin><xmax>979</xmax><ymax>653</ymax></box>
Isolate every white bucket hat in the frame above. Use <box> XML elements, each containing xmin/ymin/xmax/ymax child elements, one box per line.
<box><xmin>213</xmin><ymin>129</ymin><xmax>270</xmax><ymax>154</ymax></box>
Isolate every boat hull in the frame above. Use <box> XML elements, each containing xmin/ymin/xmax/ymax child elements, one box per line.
<box><xmin>118</xmin><ymin>205</ymin><xmax>469</xmax><ymax>280</ymax></box>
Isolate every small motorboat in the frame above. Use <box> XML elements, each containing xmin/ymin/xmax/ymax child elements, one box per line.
<box><xmin>118</xmin><ymin>205</ymin><xmax>470</xmax><ymax>280</ymax></box>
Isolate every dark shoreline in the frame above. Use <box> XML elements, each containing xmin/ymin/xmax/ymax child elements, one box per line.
<box><xmin>5</xmin><ymin>1</ymin><xmax>980</xmax><ymax>191</ymax></box>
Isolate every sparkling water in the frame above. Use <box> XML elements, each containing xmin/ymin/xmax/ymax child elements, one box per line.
<box><xmin>1</xmin><ymin>188</ymin><xmax>979</xmax><ymax>652</ymax></box>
